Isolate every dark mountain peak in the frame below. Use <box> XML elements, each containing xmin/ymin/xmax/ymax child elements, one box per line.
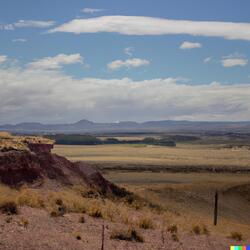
<box><xmin>73</xmin><ymin>119</ymin><xmax>94</xmax><ymax>125</ymax></box>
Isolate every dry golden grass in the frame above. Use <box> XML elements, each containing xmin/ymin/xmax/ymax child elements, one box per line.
<box><xmin>53</xmin><ymin>144</ymin><xmax>250</xmax><ymax>169</ymax></box>
<box><xmin>0</xmin><ymin>132</ymin><xmax>53</xmax><ymax>151</ymax></box>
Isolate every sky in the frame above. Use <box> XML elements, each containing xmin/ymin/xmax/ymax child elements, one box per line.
<box><xmin>0</xmin><ymin>0</ymin><xmax>250</xmax><ymax>124</ymax></box>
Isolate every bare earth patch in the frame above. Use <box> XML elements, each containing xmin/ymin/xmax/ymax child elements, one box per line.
<box><xmin>0</xmin><ymin>206</ymin><xmax>247</xmax><ymax>250</ymax></box>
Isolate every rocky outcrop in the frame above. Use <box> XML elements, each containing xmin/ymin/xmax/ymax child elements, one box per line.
<box><xmin>0</xmin><ymin>142</ymin><xmax>128</xmax><ymax>197</ymax></box>
<box><xmin>28</xmin><ymin>143</ymin><xmax>53</xmax><ymax>154</ymax></box>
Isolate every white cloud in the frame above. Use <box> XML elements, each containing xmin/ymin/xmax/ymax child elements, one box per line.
<box><xmin>81</xmin><ymin>8</ymin><xmax>104</xmax><ymax>14</ymax></box>
<box><xmin>0</xmin><ymin>60</ymin><xmax>250</xmax><ymax>123</ymax></box>
<box><xmin>0</xmin><ymin>24</ymin><xmax>14</xmax><ymax>30</ymax></box>
<box><xmin>49</xmin><ymin>16</ymin><xmax>250</xmax><ymax>41</ymax></box>
<box><xmin>180</xmin><ymin>41</ymin><xmax>202</xmax><ymax>50</ymax></box>
<box><xmin>124</xmin><ymin>47</ymin><xmax>134</xmax><ymax>57</ymax></box>
<box><xmin>0</xmin><ymin>55</ymin><xmax>8</xmax><ymax>64</ymax></box>
<box><xmin>12</xmin><ymin>38</ymin><xmax>27</xmax><ymax>42</ymax></box>
<box><xmin>1</xmin><ymin>20</ymin><xmax>55</xmax><ymax>31</ymax></box>
<box><xmin>107</xmin><ymin>58</ymin><xmax>150</xmax><ymax>70</ymax></box>
<box><xmin>28</xmin><ymin>54</ymin><xmax>84</xmax><ymax>70</ymax></box>
<box><xmin>221</xmin><ymin>54</ymin><xmax>248</xmax><ymax>67</ymax></box>
<box><xmin>14</xmin><ymin>20</ymin><xmax>55</xmax><ymax>28</ymax></box>
<box><xmin>204</xmin><ymin>57</ymin><xmax>211</xmax><ymax>63</ymax></box>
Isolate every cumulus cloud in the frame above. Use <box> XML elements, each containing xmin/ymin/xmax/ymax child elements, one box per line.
<box><xmin>0</xmin><ymin>55</ymin><xmax>8</xmax><ymax>64</ymax></box>
<box><xmin>124</xmin><ymin>47</ymin><xmax>134</xmax><ymax>57</ymax></box>
<box><xmin>0</xmin><ymin>20</ymin><xmax>55</xmax><ymax>31</ymax></box>
<box><xmin>107</xmin><ymin>58</ymin><xmax>150</xmax><ymax>70</ymax></box>
<box><xmin>221</xmin><ymin>54</ymin><xmax>248</xmax><ymax>67</ymax></box>
<box><xmin>180</xmin><ymin>41</ymin><xmax>202</xmax><ymax>50</ymax></box>
<box><xmin>28</xmin><ymin>54</ymin><xmax>84</xmax><ymax>70</ymax></box>
<box><xmin>0</xmin><ymin>60</ymin><xmax>250</xmax><ymax>124</ymax></box>
<box><xmin>49</xmin><ymin>16</ymin><xmax>250</xmax><ymax>41</ymax></box>
<box><xmin>81</xmin><ymin>8</ymin><xmax>104</xmax><ymax>14</ymax></box>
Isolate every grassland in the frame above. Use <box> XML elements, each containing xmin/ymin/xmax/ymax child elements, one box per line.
<box><xmin>53</xmin><ymin>143</ymin><xmax>250</xmax><ymax>172</ymax></box>
<box><xmin>53</xmin><ymin>142</ymin><xmax>250</xmax><ymax>238</ymax></box>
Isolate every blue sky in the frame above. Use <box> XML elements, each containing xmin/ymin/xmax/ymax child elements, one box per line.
<box><xmin>0</xmin><ymin>0</ymin><xmax>250</xmax><ymax>123</ymax></box>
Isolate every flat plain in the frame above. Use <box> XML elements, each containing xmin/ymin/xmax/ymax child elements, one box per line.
<box><xmin>53</xmin><ymin>142</ymin><xmax>250</xmax><ymax>239</ymax></box>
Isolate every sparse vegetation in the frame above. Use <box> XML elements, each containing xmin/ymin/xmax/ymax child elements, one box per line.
<box><xmin>0</xmin><ymin>201</ymin><xmax>18</xmax><ymax>215</ymax></box>
<box><xmin>171</xmin><ymin>233</ymin><xmax>179</xmax><ymax>242</ymax></box>
<box><xmin>19</xmin><ymin>217</ymin><xmax>29</xmax><ymax>228</ymax></box>
<box><xmin>230</xmin><ymin>231</ymin><xmax>243</xmax><ymax>241</ymax></box>
<box><xmin>17</xmin><ymin>189</ymin><xmax>44</xmax><ymax>208</ymax></box>
<box><xmin>110</xmin><ymin>228</ymin><xmax>144</xmax><ymax>242</ymax></box>
<box><xmin>79</xmin><ymin>216</ymin><xmax>85</xmax><ymax>223</ymax></box>
<box><xmin>192</xmin><ymin>225</ymin><xmax>201</xmax><ymax>235</ymax></box>
<box><xmin>88</xmin><ymin>206</ymin><xmax>103</xmax><ymax>218</ymax></box>
<box><xmin>138</xmin><ymin>217</ymin><xmax>154</xmax><ymax>229</ymax></box>
<box><xmin>167</xmin><ymin>224</ymin><xmax>178</xmax><ymax>234</ymax></box>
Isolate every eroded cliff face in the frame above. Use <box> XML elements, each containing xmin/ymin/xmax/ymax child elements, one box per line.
<box><xmin>0</xmin><ymin>141</ymin><xmax>128</xmax><ymax>197</ymax></box>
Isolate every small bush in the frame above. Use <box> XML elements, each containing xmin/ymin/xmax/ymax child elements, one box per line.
<box><xmin>230</xmin><ymin>232</ymin><xmax>243</xmax><ymax>241</ymax></box>
<box><xmin>171</xmin><ymin>233</ymin><xmax>179</xmax><ymax>242</ymax></box>
<box><xmin>55</xmin><ymin>199</ymin><xmax>63</xmax><ymax>206</ymax></box>
<box><xmin>79</xmin><ymin>216</ymin><xmax>85</xmax><ymax>223</ymax></box>
<box><xmin>19</xmin><ymin>218</ymin><xmax>29</xmax><ymax>228</ymax></box>
<box><xmin>88</xmin><ymin>206</ymin><xmax>103</xmax><ymax>218</ymax></box>
<box><xmin>50</xmin><ymin>206</ymin><xmax>65</xmax><ymax>217</ymax></box>
<box><xmin>111</xmin><ymin>228</ymin><xmax>144</xmax><ymax>243</ymax></box>
<box><xmin>202</xmin><ymin>225</ymin><xmax>209</xmax><ymax>235</ymax></box>
<box><xmin>17</xmin><ymin>189</ymin><xmax>44</xmax><ymax>208</ymax></box>
<box><xmin>138</xmin><ymin>217</ymin><xmax>154</xmax><ymax>229</ymax></box>
<box><xmin>167</xmin><ymin>224</ymin><xmax>178</xmax><ymax>234</ymax></box>
<box><xmin>76</xmin><ymin>234</ymin><xmax>81</xmax><ymax>240</ymax></box>
<box><xmin>5</xmin><ymin>216</ymin><xmax>12</xmax><ymax>223</ymax></box>
<box><xmin>0</xmin><ymin>201</ymin><xmax>18</xmax><ymax>215</ymax></box>
<box><xmin>192</xmin><ymin>225</ymin><xmax>201</xmax><ymax>235</ymax></box>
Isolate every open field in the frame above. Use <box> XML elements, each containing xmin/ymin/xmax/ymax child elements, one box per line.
<box><xmin>103</xmin><ymin>172</ymin><xmax>250</xmax><ymax>237</ymax></box>
<box><xmin>53</xmin><ymin>143</ymin><xmax>250</xmax><ymax>239</ymax></box>
<box><xmin>53</xmin><ymin>144</ymin><xmax>250</xmax><ymax>172</ymax></box>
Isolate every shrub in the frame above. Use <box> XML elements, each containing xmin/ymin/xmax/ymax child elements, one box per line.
<box><xmin>138</xmin><ymin>217</ymin><xmax>154</xmax><ymax>229</ymax></box>
<box><xmin>5</xmin><ymin>216</ymin><xmax>12</xmax><ymax>223</ymax></box>
<box><xmin>50</xmin><ymin>205</ymin><xmax>65</xmax><ymax>217</ymax></box>
<box><xmin>76</xmin><ymin>234</ymin><xmax>81</xmax><ymax>240</ymax></box>
<box><xmin>202</xmin><ymin>225</ymin><xmax>209</xmax><ymax>235</ymax></box>
<box><xmin>192</xmin><ymin>225</ymin><xmax>201</xmax><ymax>235</ymax></box>
<box><xmin>230</xmin><ymin>232</ymin><xmax>243</xmax><ymax>241</ymax></box>
<box><xmin>0</xmin><ymin>201</ymin><xmax>18</xmax><ymax>215</ymax></box>
<box><xmin>79</xmin><ymin>216</ymin><xmax>85</xmax><ymax>223</ymax></box>
<box><xmin>88</xmin><ymin>206</ymin><xmax>103</xmax><ymax>218</ymax></box>
<box><xmin>167</xmin><ymin>224</ymin><xmax>178</xmax><ymax>234</ymax></box>
<box><xmin>19</xmin><ymin>217</ymin><xmax>29</xmax><ymax>228</ymax></box>
<box><xmin>111</xmin><ymin>228</ymin><xmax>144</xmax><ymax>243</ymax></box>
<box><xmin>17</xmin><ymin>189</ymin><xmax>44</xmax><ymax>208</ymax></box>
<box><xmin>171</xmin><ymin>233</ymin><xmax>179</xmax><ymax>242</ymax></box>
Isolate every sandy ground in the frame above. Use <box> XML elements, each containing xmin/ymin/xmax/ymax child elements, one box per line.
<box><xmin>0</xmin><ymin>207</ymin><xmax>247</xmax><ymax>250</ymax></box>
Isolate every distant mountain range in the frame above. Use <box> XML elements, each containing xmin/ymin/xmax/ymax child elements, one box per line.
<box><xmin>1</xmin><ymin>119</ymin><xmax>250</xmax><ymax>134</ymax></box>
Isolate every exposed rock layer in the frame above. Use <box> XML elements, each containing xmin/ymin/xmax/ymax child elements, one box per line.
<box><xmin>0</xmin><ymin>143</ymin><xmax>128</xmax><ymax>197</ymax></box>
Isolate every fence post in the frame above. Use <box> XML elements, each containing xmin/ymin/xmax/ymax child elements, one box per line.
<box><xmin>101</xmin><ymin>224</ymin><xmax>105</xmax><ymax>250</ymax></box>
<box><xmin>214</xmin><ymin>190</ymin><xmax>218</xmax><ymax>225</ymax></box>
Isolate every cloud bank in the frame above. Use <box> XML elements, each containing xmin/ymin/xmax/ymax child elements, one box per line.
<box><xmin>49</xmin><ymin>16</ymin><xmax>250</xmax><ymax>41</ymax></box>
<box><xmin>0</xmin><ymin>57</ymin><xmax>250</xmax><ymax>123</ymax></box>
